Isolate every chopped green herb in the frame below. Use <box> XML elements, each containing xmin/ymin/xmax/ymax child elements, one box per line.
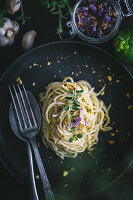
<box><xmin>73</xmin><ymin>102</ymin><xmax>80</xmax><ymax>107</ymax></box>
<box><xmin>69</xmin><ymin>137</ymin><xmax>74</xmax><ymax>142</ymax></box>
<box><xmin>76</xmin><ymin>90</ymin><xmax>83</xmax><ymax>97</ymax></box>
<box><xmin>77</xmin><ymin>134</ymin><xmax>83</xmax><ymax>138</ymax></box>
<box><xmin>65</xmin><ymin>97</ymin><xmax>72</xmax><ymax>100</ymax></box>
<box><xmin>66</xmin><ymin>99</ymin><xmax>73</xmax><ymax>103</ymax></box>
<box><xmin>62</xmin><ymin>88</ymin><xmax>69</xmax><ymax>92</ymax></box>
<box><xmin>62</xmin><ymin>105</ymin><xmax>69</xmax><ymax>111</ymax></box>
<box><xmin>67</xmin><ymin>94</ymin><xmax>75</xmax><ymax>97</ymax></box>
<box><xmin>72</xmin><ymin>106</ymin><xmax>79</xmax><ymax>111</ymax></box>
<box><xmin>70</xmin><ymin>127</ymin><xmax>75</xmax><ymax>133</ymax></box>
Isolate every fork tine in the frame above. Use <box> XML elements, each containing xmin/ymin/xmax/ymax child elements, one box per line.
<box><xmin>22</xmin><ymin>84</ymin><xmax>37</xmax><ymax>127</ymax></box>
<box><xmin>9</xmin><ymin>86</ymin><xmax>23</xmax><ymax>131</ymax></box>
<box><xmin>17</xmin><ymin>84</ymin><xmax>32</xmax><ymax>127</ymax></box>
<box><xmin>12</xmin><ymin>84</ymin><xmax>27</xmax><ymax>129</ymax></box>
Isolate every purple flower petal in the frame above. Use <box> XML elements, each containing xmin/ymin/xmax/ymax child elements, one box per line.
<box><xmin>85</xmin><ymin>121</ymin><xmax>88</xmax><ymax>126</ymax></box>
<box><xmin>93</xmin><ymin>26</ymin><xmax>96</xmax><ymax>32</ymax></box>
<box><xmin>84</xmin><ymin>10</ymin><xmax>88</xmax><ymax>16</ymax></box>
<box><xmin>68</xmin><ymin>125</ymin><xmax>71</xmax><ymax>129</ymax></box>
<box><xmin>89</xmin><ymin>4</ymin><xmax>94</xmax><ymax>9</ymax></box>
<box><xmin>77</xmin><ymin>116</ymin><xmax>81</xmax><ymax>122</ymax></box>
<box><xmin>105</xmin><ymin>15</ymin><xmax>111</xmax><ymax>23</ymax></box>
<box><xmin>87</xmin><ymin>17</ymin><xmax>91</xmax><ymax>22</ymax></box>
<box><xmin>83</xmin><ymin>7</ymin><xmax>88</xmax><ymax>11</ymax></box>
<box><xmin>72</xmin><ymin>121</ymin><xmax>80</xmax><ymax>127</ymax></box>
<box><xmin>79</xmin><ymin>27</ymin><xmax>85</xmax><ymax>33</ymax></box>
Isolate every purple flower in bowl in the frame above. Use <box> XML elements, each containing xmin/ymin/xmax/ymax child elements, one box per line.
<box><xmin>105</xmin><ymin>15</ymin><xmax>111</xmax><ymax>23</ymax></box>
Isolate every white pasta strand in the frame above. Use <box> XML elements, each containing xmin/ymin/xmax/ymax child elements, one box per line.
<box><xmin>39</xmin><ymin>77</ymin><xmax>112</xmax><ymax>159</ymax></box>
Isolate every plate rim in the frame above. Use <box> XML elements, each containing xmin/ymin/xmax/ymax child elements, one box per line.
<box><xmin>0</xmin><ymin>40</ymin><xmax>133</xmax><ymax>82</ymax></box>
<box><xmin>0</xmin><ymin>40</ymin><xmax>133</xmax><ymax>193</ymax></box>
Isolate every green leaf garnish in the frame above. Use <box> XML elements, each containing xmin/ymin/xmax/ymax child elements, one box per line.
<box><xmin>65</xmin><ymin>97</ymin><xmax>72</xmax><ymax>100</ymax></box>
<box><xmin>69</xmin><ymin>137</ymin><xmax>74</xmax><ymax>142</ymax></box>
<box><xmin>70</xmin><ymin>127</ymin><xmax>75</xmax><ymax>133</ymax></box>
<box><xmin>41</xmin><ymin>0</ymin><xmax>73</xmax><ymax>33</ymax></box>
<box><xmin>76</xmin><ymin>90</ymin><xmax>83</xmax><ymax>97</ymax></box>
<box><xmin>77</xmin><ymin>134</ymin><xmax>83</xmax><ymax>138</ymax></box>
<box><xmin>62</xmin><ymin>105</ymin><xmax>69</xmax><ymax>111</ymax></box>
<box><xmin>72</xmin><ymin>106</ymin><xmax>79</xmax><ymax>111</ymax></box>
<box><xmin>67</xmin><ymin>94</ymin><xmax>75</xmax><ymax>97</ymax></box>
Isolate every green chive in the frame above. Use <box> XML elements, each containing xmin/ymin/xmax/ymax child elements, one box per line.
<box><xmin>77</xmin><ymin>134</ymin><xmax>83</xmax><ymax>138</ymax></box>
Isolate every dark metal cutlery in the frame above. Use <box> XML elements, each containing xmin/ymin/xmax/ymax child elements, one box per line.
<box><xmin>9</xmin><ymin>83</ymin><xmax>55</xmax><ymax>200</ymax></box>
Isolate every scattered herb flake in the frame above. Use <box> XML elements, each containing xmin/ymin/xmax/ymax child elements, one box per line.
<box><xmin>62</xmin><ymin>105</ymin><xmax>69</xmax><ymax>111</ymax></box>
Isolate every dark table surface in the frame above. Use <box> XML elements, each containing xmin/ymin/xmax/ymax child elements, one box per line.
<box><xmin>0</xmin><ymin>0</ymin><xmax>133</xmax><ymax>200</ymax></box>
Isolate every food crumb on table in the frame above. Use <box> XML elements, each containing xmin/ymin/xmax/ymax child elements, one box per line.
<box><xmin>92</xmin><ymin>70</ymin><xmax>96</xmax><ymax>74</ymax></box>
<box><xmin>111</xmin><ymin>133</ymin><xmax>115</xmax><ymax>136</ymax></box>
<box><xmin>108</xmin><ymin>140</ymin><xmax>115</xmax><ymax>144</ymax></box>
<box><xmin>16</xmin><ymin>77</ymin><xmax>23</xmax><ymax>85</ymax></box>
<box><xmin>100</xmin><ymin>91</ymin><xmax>105</xmax><ymax>96</ymax></box>
<box><xmin>126</xmin><ymin>92</ymin><xmax>130</xmax><ymax>98</ymax></box>
<box><xmin>47</xmin><ymin>62</ymin><xmax>51</xmax><ymax>66</ymax></box>
<box><xmin>107</xmin><ymin>75</ymin><xmax>112</xmax><ymax>81</ymax></box>
<box><xmin>107</xmin><ymin>168</ymin><xmax>111</xmax><ymax>172</ymax></box>
<box><xmin>36</xmin><ymin>175</ymin><xmax>39</xmax><ymax>179</ymax></box>
<box><xmin>63</xmin><ymin>171</ymin><xmax>69</xmax><ymax>177</ymax></box>
<box><xmin>128</xmin><ymin>105</ymin><xmax>132</xmax><ymax>110</ymax></box>
<box><xmin>64</xmin><ymin>184</ymin><xmax>68</xmax><ymax>187</ymax></box>
<box><xmin>32</xmin><ymin>82</ymin><xmax>36</xmax><ymax>86</ymax></box>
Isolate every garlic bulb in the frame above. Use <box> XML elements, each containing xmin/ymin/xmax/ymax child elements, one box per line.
<box><xmin>22</xmin><ymin>30</ymin><xmax>37</xmax><ymax>51</ymax></box>
<box><xmin>0</xmin><ymin>18</ymin><xmax>19</xmax><ymax>47</ymax></box>
<box><xmin>6</xmin><ymin>0</ymin><xmax>21</xmax><ymax>14</ymax></box>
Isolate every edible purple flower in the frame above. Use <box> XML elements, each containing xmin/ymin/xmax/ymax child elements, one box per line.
<box><xmin>68</xmin><ymin>124</ymin><xmax>71</xmax><ymax>129</ymax></box>
<box><xmin>72</xmin><ymin>117</ymin><xmax>81</xmax><ymax>127</ymax></box>
<box><xmin>79</xmin><ymin>27</ymin><xmax>85</xmax><ymax>33</ymax></box>
<box><xmin>83</xmin><ymin>7</ymin><xmax>88</xmax><ymax>11</ymax></box>
<box><xmin>89</xmin><ymin>4</ymin><xmax>94</xmax><ymax>9</ymax></box>
<box><xmin>85</xmin><ymin>121</ymin><xmax>88</xmax><ymax>126</ymax></box>
<box><xmin>75</xmin><ymin>1</ymin><xmax>117</xmax><ymax>39</ymax></box>
<box><xmin>84</xmin><ymin>10</ymin><xmax>88</xmax><ymax>16</ymax></box>
<box><xmin>89</xmin><ymin>4</ymin><xmax>97</xmax><ymax>12</ymax></box>
<box><xmin>93</xmin><ymin>26</ymin><xmax>96</xmax><ymax>32</ymax></box>
<box><xmin>105</xmin><ymin>15</ymin><xmax>111</xmax><ymax>23</ymax></box>
<box><xmin>77</xmin><ymin>117</ymin><xmax>81</xmax><ymax>121</ymax></box>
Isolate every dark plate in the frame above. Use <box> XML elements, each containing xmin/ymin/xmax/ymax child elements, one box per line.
<box><xmin>0</xmin><ymin>41</ymin><xmax>133</xmax><ymax>200</ymax></box>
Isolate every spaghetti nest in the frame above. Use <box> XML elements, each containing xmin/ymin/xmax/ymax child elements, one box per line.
<box><xmin>39</xmin><ymin>77</ymin><xmax>112</xmax><ymax>159</ymax></box>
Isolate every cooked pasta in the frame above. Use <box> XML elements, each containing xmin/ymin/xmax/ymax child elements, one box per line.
<box><xmin>39</xmin><ymin>77</ymin><xmax>112</xmax><ymax>159</ymax></box>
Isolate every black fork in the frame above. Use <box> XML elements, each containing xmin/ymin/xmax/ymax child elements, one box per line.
<box><xmin>9</xmin><ymin>83</ymin><xmax>55</xmax><ymax>200</ymax></box>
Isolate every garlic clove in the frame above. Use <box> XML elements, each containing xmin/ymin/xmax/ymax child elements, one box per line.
<box><xmin>0</xmin><ymin>18</ymin><xmax>19</xmax><ymax>47</ymax></box>
<box><xmin>0</xmin><ymin>35</ymin><xmax>14</xmax><ymax>47</ymax></box>
<box><xmin>8</xmin><ymin>36</ymin><xmax>15</xmax><ymax>46</ymax></box>
<box><xmin>0</xmin><ymin>27</ymin><xmax>5</xmax><ymax>36</ymax></box>
<box><xmin>12</xmin><ymin>20</ymin><xmax>19</xmax><ymax>34</ymax></box>
<box><xmin>6</xmin><ymin>0</ymin><xmax>21</xmax><ymax>14</ymax></box>
<box><xmin>1</xmin><ymin>18</ymin><xmax>13</xmax><ymax>30</ymax></box>
<box><xmin>22</xmin><ymin>30</ymin><xmax>37</xmax><ymax>51</ymax></box>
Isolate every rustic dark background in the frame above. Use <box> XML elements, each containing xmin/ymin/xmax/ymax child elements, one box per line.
<box><xmin>0</xmin><ymin>0</ymin><xmax>133</xmax><ymax>199</ymax></box>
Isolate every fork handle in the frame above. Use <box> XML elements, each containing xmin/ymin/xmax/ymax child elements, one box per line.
<box><xmin>30</xmin><ymin>137</ymin><xmax>55</xmax><ymax>200</ymax></box>
<box><xmin>27</xmin><ymin>141</ymin><xmax>39</xmax><ymax>200</ymax></box>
